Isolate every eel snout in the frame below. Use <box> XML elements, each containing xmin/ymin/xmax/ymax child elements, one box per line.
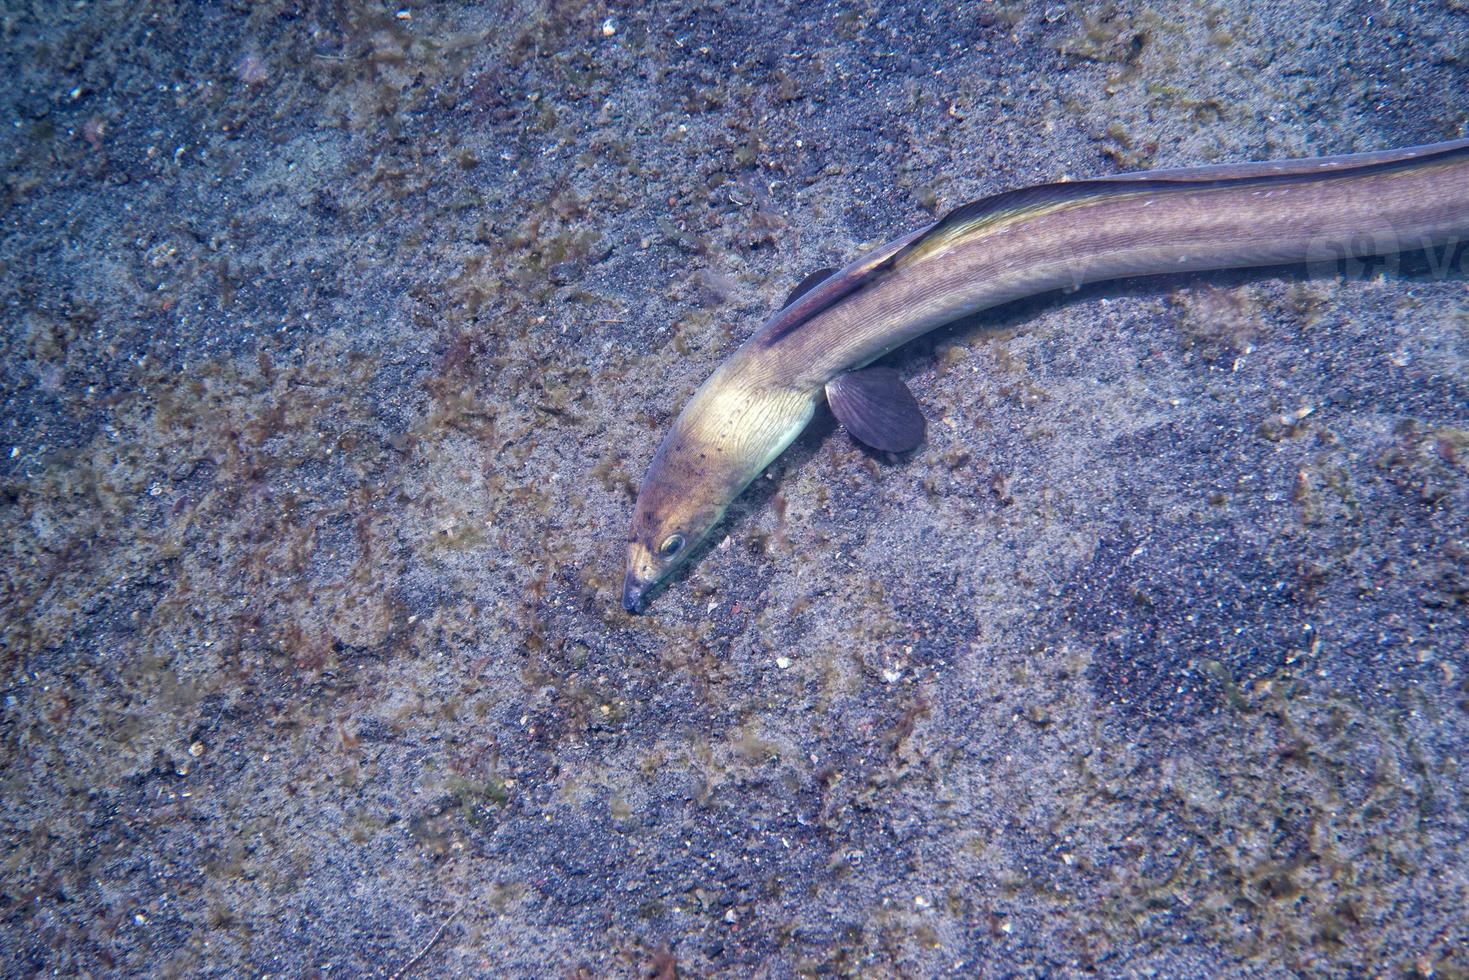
<box><xmin>620</xmin><ymin>572</ymin><xmax>647</xmax><ymax>615</ymax></box>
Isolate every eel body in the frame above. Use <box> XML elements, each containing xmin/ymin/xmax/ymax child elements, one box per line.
<box><xmin>623</xmin><ymin>138</ymin><xmax>1469</xmax><ymax>612</ymax></box>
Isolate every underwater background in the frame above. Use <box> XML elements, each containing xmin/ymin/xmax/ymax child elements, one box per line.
<box><xmin>1</xmin><ymin>0</ymin><xmax>1466</xmax><ymax>974</ymax></box>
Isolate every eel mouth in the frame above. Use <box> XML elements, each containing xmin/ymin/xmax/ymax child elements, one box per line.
<box><xmin>621</xmin><ymin>571</ymin><xmax>648</xmax><ymax>615</ymax></box>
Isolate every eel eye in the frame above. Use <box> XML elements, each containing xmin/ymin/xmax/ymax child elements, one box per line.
<box><xmin>659</xmin><ymin>533</ymin><xmax>686</xmax><ymax>558</ymax></box>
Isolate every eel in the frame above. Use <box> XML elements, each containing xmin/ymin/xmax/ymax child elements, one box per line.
<box><xmin>622</xmin><ymin>137</ymin><xmax>1469</xmax><ymax>613</ymax></box>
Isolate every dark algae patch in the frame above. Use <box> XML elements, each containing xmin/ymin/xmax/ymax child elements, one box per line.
<box><xmin>1</xmin><ymin>0</ymin><xmax>1466</xmax><ymax>975</ymax></box>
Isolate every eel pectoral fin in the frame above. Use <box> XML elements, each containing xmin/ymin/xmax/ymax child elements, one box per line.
<box><xmin>825</xmin><ymin>367</ymin><xmax>926</xmax><ymax>453</ymax></box>
<box><xmin>781</xmin><ymin>268</ymin><xmax>838</xmax><ymax>309</ymax></box>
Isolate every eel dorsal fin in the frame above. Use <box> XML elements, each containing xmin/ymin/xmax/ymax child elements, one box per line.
<box><xmin>825</xmin><ymin>367</ymin><xmax>926</xmax><ymax>453</ymax></box>
<box><xmin>782</xmin><ymin>268</ymin><xmax>838</xmax><ymax>309</ymax></box>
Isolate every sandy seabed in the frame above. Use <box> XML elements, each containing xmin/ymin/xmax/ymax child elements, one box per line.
<box><xmin>1</xmin><ymin>1</ymin><xmax>1466</xmax><ymax>975</ymax></box>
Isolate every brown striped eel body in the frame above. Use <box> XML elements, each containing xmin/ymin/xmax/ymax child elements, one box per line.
<box><xmin>623</xmin><ymin>138</ymin><xmax>1469</xmax><ymax>612</ymax></box>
